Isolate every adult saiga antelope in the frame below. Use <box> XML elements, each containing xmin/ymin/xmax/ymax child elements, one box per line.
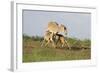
<box><xmin>47</xmin><ymin>21</ymin><xmax>67</xmax><ymax>41</ymax></box>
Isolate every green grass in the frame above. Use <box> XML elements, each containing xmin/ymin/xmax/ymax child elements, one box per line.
<box><xmin>23</xmin><ymin>37</ymin><xmax>91</xmax><ymax>62</ymax></box>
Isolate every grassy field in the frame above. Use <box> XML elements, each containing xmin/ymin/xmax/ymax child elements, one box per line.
<box><xmin>23</xmin><ymin>35</ymin><xmax>91</xmax><ymax>62</ymax></box>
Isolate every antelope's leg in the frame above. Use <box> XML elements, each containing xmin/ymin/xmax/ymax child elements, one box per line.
<box><xmin>50</xmin><ymin>33</ymin><xmax>54</xmax><ymax>41</ymax></box>
<box><xmin>49</xmin><ymin>33</ymin><xmax>56</xmax><ymax>48</ymax></box>
<box><xmin>61</xmin><ymin>43</ymin><xmax>64</xmax><ymax>47</ymax></box>
<box><xmin>51</xmin><ymin>39</ymin><xmax>56</xmax><ymax>48</ymax></box>
<box><xmin>55</xmin><ymin>36</ymin><xmax>59</xmax><ymax>46</ymax></box>
<box><xmin>45</xmin><ymin>40</ymin><xmax>50</xmax><ymax>47</ymax></box>
<box><xmin>61</xmin><ymin>39</ymin><xmax>65</xmax><ymax>47</ymax></box>
<box><xmin>65</xmin><ymin>40</ymin><xmax>71</xmax><ymax>49</ymax></box>
<box><xmin>41</xmin><ymin>39</ymin><xmax>45</xmax><ymax>47</ymax></box>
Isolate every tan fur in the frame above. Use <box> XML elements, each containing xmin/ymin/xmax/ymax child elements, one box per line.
<box><xmin>47</xmin><ymin>22</ymin><xmax>67</xmax><ymax>42</ymax></box>
<box><xmin>47</xmin><ymin>22</ymin><xmax>59</xmax><ymax>34</ymax></box>
<box><xmin>41</xmin><ymin>31</ymin><xmax>56</xmax><ymax>47</ymax></box>
<box><xmin>47</xmin><ymin>22</ymin><xmax>67</xmax><ymax>34</ymax></box>
<box><xmin>59</xmin><ymin>24</ymin><xmax>67</xmax><ymax>33</ymax></box>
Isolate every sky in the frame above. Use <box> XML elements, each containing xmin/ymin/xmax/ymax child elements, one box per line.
<box><xmin>23</xmin><ymin>10</ymin><xmax>91</xmax><ymax>40</ymax></box>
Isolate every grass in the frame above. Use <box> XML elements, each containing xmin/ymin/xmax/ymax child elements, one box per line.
<box><xmin>23</xmin><ymin>36</ymin><xmax>91</xmax><ymax>62</ymax></box>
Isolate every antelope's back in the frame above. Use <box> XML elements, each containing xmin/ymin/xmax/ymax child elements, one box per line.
<box><xmin>47</xmin><ymin>22</ymin><xmax>59</xmax><ymax>33</ymax></box>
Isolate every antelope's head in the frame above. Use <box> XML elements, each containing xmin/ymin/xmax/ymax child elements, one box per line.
<box><xmin>59</xmin><ymin>24</ymin><xmax>67</xmax><ymax>35</ymax></box>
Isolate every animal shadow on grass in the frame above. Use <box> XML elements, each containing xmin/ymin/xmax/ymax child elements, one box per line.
<box><xmin>55</xmin><ymin>46</ymin><xmax>86</xmax><ymax>51</ymax></box>
<box><xmin>70</xmin><ymin>46</ymin><xmax>90</xmax><ymax>51</ymax></box>
<box><xmin>55</xmin><ymin>46</ymin><xmax>70</xmax><ymax>50</ymax></box>
<box><xmin>70</xmin><ymin>46</ymin><xmax>82</xmax><ymax>51</ymax></box>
